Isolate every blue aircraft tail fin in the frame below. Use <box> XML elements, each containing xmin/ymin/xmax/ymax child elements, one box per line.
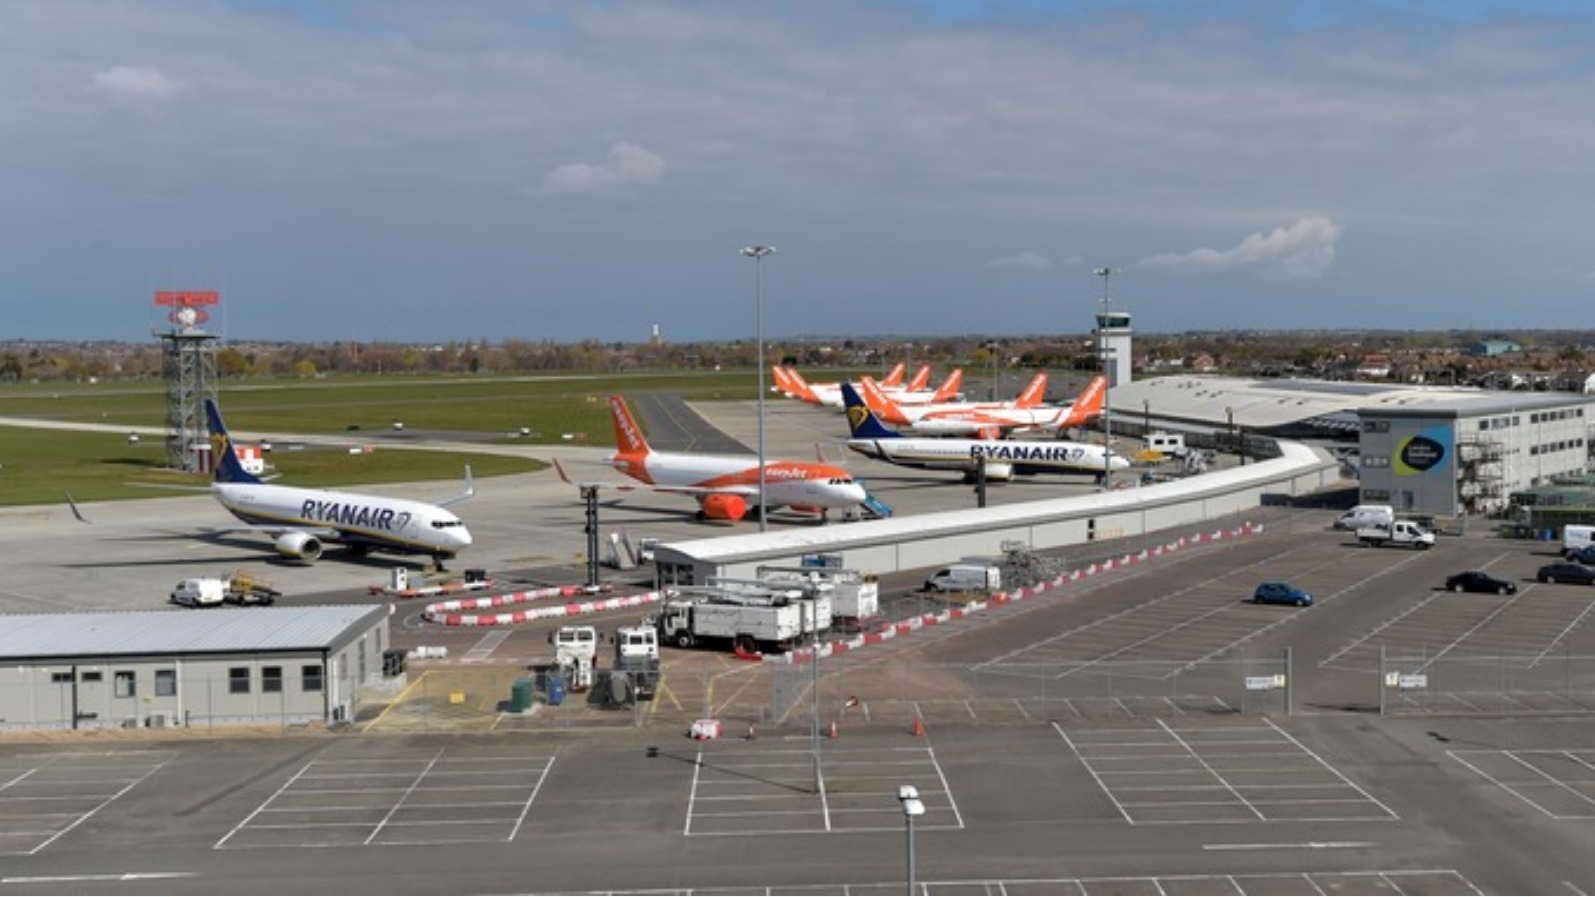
<box><xmin>841</xmin><ymin>383</ymin><xmax>901</xmax><ymax>440</ymax></box>
<box><xmin>204</xmin><ymin>399</ymin><xmax>262</xmax><ymax>485</ymax></box>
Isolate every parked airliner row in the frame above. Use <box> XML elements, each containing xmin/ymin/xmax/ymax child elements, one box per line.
<box><xmin>554</xmin><ymin>395</ymin><xmax>868</xmax><ymax>523</ymax></box>
<box><xmin>772</xmin><ymin>363</ymin><xmax>962</xmax><ymax>408</ymax></box>
<box><xmin>860</xmin><ymin>373</ymin><xmax>1107</xmax><ymax>438</ymax></box>
<box><xmin>841</xmin><ymin>383</ymin><xmax>1128</xmax><ymax>482</ymax></box>
<box><xmin>68</xmin><ymin>400</ymin><xmax>475</xmax><ymax>565</ymax></box>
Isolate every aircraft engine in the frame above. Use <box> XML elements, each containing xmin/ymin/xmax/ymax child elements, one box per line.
<box><xmin>274</xmin><ymin>531</ymin><xmax>324</xmax><ymax>562</ymax></box>
<box><xmin>699</xmin><ymin>494</ymin><xmax>748</xmax><ymax>521</ymax></box>
<box><xmin>964</xmin><ymin>462</ymin><xmax>1014</xmax><ymax>483</ymax></box>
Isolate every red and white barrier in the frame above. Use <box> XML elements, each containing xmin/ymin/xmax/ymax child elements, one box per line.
<box><xmin>773</xmin><ymin>522</ymin><xmax>1261</xmax><ymax>664</ymax></box>
<box><xmin>423</xmin><ymin>585</ymin><xmax>661</xmax><ymax>627</ymax></box>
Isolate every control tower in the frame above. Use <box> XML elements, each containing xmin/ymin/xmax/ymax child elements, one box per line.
<box><xmin>1094</xmin><ymin>309</ymin><xmax>1133</xmax><ymax>388</ymax></box>
<box><xmin>154</xmin><ymin>290</ymin><xmax>221</xmax><ymax>472</ymax></box>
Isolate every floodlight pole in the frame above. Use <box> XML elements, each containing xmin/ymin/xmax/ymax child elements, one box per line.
<box><xmin>741</xmin><ymin>245</ymin><xmax>775</xmax><ymax>532</ymax></box>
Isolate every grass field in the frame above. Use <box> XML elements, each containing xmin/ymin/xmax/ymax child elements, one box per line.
<box><xmin>0</xmin><ymin>368</ymin><xmax>868</xmax><ymax>507</ymax></box>
<box><xmin>0</xmin><ymin>370</ymin><xmax>766</xmax><ymax>439</ymax></box>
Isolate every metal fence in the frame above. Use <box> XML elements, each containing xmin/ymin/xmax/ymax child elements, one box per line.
<box><xmin>1380</xmin><ymin>650</ymin><xmax>1595</xmax><ymax>716</ymax></box>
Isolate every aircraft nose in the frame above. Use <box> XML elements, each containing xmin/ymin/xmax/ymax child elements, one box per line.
<box><xmin>455</xmin><ymin>527</ymin><xmax>474</xmax><ymax>547</ymax></box>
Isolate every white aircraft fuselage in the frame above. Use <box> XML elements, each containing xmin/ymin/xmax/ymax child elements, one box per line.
<box><xmin>213</xmin><ymin>482</ymin><xmax>473</xmax><ymax>558</ymax></box>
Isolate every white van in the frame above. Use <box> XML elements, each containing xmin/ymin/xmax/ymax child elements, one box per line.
<box><xmin>1564</xmin><ymin>524</ymin><xmax>1595</xmax><ymax>559</ymax></box>
<box><xmin>923</xmin><ymin>564</ymin><xmax>1002</xmax><ymax>593</ymax></box>
<box><xmin>1335</xmin><ymin>504</ymin><xmax>1394</xmax><ymax>531</ymax></box>
<box><xmin>1146</xmin><ymin>433</ymin><xmax>1189</xmax><ymax>458</ymax></box>
<box><xmin>170</xmin><ymin>577</ymin><xmax>227</xmax><ymax>607</ymax></box>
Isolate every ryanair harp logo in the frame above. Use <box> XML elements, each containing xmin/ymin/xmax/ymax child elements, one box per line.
<box><xmin>847</xmin><ymin>405</ymin><xmax>869</xmax><ymax>432</ymax></box>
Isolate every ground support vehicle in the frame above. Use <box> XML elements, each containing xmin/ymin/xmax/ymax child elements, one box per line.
<box><xmin>755</xmin><ymin>565</ymin><xmax>880</xmax><ymax>630</ymax></box>
<box><xmin>170</xmin><ymin>571</ymin><xmax>281</xmax><ymax>607</ymax></box>
<box><xmin>549</xmin><ymin>625</ymin><xmax>598</xmax><ymax>692</ymax></box>
<box><xmin>598</xmin><ymin>624</ymin><xmax>660</xmax><ymax>706</ymax></box>
<box><xmin>655</xmin><ymin>596</ymin><xmax>813</xmax><ymax>654</ymax></box>
<box><xmin>1355</xmin><ymin>520</ymin><xmax>1436</xmax><ymax>549</ymax></box>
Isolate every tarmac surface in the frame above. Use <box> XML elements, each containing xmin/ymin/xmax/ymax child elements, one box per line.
<box><xmin>2</xmin><ymin>394</ymin><xmax>1594</xmax><ymax>894</ymax></box>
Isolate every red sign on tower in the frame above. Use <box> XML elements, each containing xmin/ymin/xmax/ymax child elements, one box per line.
<box><xmin>155</xmin><ymin>290</ymin><xmax>219</xmax><ymax>328</ymax></box>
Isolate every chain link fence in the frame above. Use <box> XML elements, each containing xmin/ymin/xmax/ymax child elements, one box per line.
<box><xmin>1380</xmin><ymin>650</ymin><xmax>1595</xmax><ymax>715</ymax></box>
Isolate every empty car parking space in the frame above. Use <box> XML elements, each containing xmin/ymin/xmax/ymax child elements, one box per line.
<box><xmin>217</xmin><ymin>747</ymin><xmax>554</xmax><ymax>849</ymax></box>
<box><xmin>681</xmin><ymin>741</ymin><xmax>961</xmax><ymax>836</ymax></box>
<box><xmin>1452</xmin><ymin>747</ymin><xmax>1595</xmax><ymax>820</ymax></box>
<box><xmin>1322</xmin><ymin>584</ymin><xmax>1595</xmax><ymax>675</ymax></box>
<box><xmin>0</xmin><ymin>749</ymin><xmax>176</xmax><ymax>855</ymax></box>
<box><xmin>1054</xmin><ymin>719</ymin><xmax>1396</xmax><ymax>825</ymax></box>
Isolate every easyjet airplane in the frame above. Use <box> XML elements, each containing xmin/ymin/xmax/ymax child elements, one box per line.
<box><xmin>554</xmin><ymin>396</ymin><xmax>868</xmax><ymax>523</ymax></box>
<box><xmin>859</xmin><ymin>374</ymin><xmax>1107</xmax><ymax>438</ymax></box>
<box><xmin>775</xmin><ymin>364</ymin><xmax>962</xmax><ymax>409</ymax></box>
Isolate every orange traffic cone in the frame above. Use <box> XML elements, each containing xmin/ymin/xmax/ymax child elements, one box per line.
<box><xmin>828</xmin><ymin>720</ymin><xmax>839</xmax><ymax>739</ymax></box>
<box><xmin>911</xmin><ymin>715</ymin><xmax>925</xmax><ymax>738</ymax></box>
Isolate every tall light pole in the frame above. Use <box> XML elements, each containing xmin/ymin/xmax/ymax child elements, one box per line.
<box><xmin>1093</xmin><ymin>266</ymin><xmax>1117</xmax><ymax>489</ymax></box>
<box><xmin>740</xmin><ymin>245</ymin><xmax>775</xmax><ymax>532</ymax></box>
<box><xmin>898</xmin><ymin>785</ymin><xmax>925</xmax><ymax>895</ymax></box>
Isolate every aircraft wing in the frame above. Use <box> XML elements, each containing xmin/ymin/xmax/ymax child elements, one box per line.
<box><xmin>65</xmin><ymin>493</ymin><xmax>339</xmax><ymax>540</ymax></box>
<box><xmin>551</xmin><ymin>458</ymin><xmax>642</xmax><ymax>491</ymax></box>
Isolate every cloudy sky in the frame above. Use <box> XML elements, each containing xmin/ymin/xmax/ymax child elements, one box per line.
<box><xmin>5</xmin><ymin>0</ymin><xmax>1593</xmax><ymax>343</ymax></box>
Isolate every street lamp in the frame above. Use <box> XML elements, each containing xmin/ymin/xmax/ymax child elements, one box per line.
<box><xmin>740</xmin><ymin>245</ymin><xmax>775</xmax><ymax>532</ymax></box>
<box><xmin>1093</xmin><ymin>266</ymin><xmax>1118</xmax><ymax>488</ymax></box>
<box><xmin>897</xmin><ymin>785</ymin><xmax>925</xmax><ymax>895</ymax></box>
<box><xmin>987</xmin><ymin>341</ymin><xmax>1000</xmax><ymax>401</ymax></box>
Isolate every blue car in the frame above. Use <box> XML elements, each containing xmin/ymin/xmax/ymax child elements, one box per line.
<box><xmin>1253</xmin><ymin>581</ymin><xmax>1313</xmax><ymax>607</ymax></box>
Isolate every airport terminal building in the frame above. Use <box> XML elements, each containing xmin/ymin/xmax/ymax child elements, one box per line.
<box><xmin>0</xmin><ymin>606</ymin><xmax>391</xmax><ymax>731</ymax></box>
<box><xmin>1357</xmin><ymin>393</ymin><xmax>1595</xmax><ymax>517</ymax></box>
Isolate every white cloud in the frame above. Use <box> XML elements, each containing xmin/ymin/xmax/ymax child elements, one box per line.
<box><xmin>88</xmin><ymin>65</ymin><xmax>180</xmax><ymax>104</ymax></box>
<box><xmin>1137</xmin><ymin>216</ymin><xmax>1343</xmax><ymax>281</ymax></box>
<box><xmin>529</xmin><ymin>141</ymin><xmax>666</xmax><ymax>197</ymax></box>
<box><xmin>984</xmin><ymin>250</ymin><xmax>1052</xmax><ymax>270</ymax></box>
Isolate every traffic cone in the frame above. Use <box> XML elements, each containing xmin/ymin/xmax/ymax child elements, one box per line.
<box><xmin>746</xmin><ymin>723</ymin><xmax>757</xmax><ymax>741</ymax></box>
<box><xmin>828</xmin><ymin>720</ymin><xmax>839</xmax><ymax>739</ymax></box>
<box><xmin>912</xmin><ymin>715</ymin><xmax>925</xmax><ymax>738</ymax></box>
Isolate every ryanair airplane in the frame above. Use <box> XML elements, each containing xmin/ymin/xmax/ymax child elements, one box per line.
<box><xmin>841</xmin><ymin>383</ymin><xmax>1130</xmax><ymax>483</ymax></box>
<box><xmin>69</xmin><ymin>400</ymin><xmax>474</xmax><ymax>565</ymax></box>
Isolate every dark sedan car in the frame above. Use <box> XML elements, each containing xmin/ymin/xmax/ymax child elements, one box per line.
<box><xmin>1253</xmin><ymin>581</ymin><xmax>1313</xmax><ymax>606</ymax></box>
<box><xmin>1444</xmin><ymin>571</ymin><xmax>1518</xmax><ymax>595</ymax></box>
<box><xmin>1536</xmin><ymin>562</ymin><xmax>1595</xmax><ymax>585</ymax></box>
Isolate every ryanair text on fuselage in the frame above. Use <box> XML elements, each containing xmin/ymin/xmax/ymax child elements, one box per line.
<box><xmin>301</xmin><ymin>499</ymin><xmax>411</xmax><ymax>531</ymax></box>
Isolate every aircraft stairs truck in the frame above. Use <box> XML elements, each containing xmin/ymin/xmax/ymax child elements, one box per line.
<box><xmin>655</xmin><ymin>587</ymin><xmax>827</xmax><ymax>655</ymax></box>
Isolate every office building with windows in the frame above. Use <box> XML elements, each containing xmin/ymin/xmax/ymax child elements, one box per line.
<box><xmin>0</xmin><ymin>606</ymin><xmax>390</xmax><ymax>731</ymax></box>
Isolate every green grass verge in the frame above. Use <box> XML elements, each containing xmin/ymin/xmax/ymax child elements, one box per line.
<box><xmin>0</xmin><ymin>368</ymin><xmax>879</xmax><ymax>507</ymax></box>
<box><xmin>0</xmin><ymin>426</ymin><xmax>545</xmax><ymax>506</ymax></box>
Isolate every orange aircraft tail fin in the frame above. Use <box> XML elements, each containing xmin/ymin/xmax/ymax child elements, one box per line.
<box><xmin>1056</xmin><ymin>376</ymin><xmax>1107</xmax><ymax>429</ymax></box>
<box><xmin>904</xmin><ymin>364</ymin><xmax>931</xmax><ymax>392</ymax></box>
<box><xmin>931</xmin><ymin>368</ymin><xmax>963</xmax><ymax>402</ymax></box>
<box><xmin>1013</xmin><ymin>372</ymin><xmax>1049</xmax><ymax>409</ymax></box>
<box><xmin>880</xmin><ymin>362</ymin><xmax>907</xmax><ymax>388</ymax></box>
<box><xmin>858</xmin><ymin>377</ymin><xmax>913</xmax><ymax>426</ymax></box>
<box><xmin>608</xmin><ymin>396</ymin><xmax>651</xmax><ymax>458</ymax></box>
